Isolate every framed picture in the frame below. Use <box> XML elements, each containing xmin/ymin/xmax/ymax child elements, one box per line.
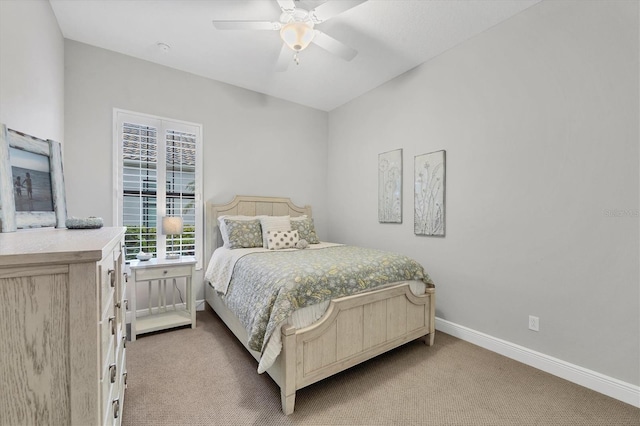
<box><xmin>0</xmin><ymin>124</ymin><xmax>67</xmax><ymax>232</ymax></box>
<box><xmin>378</xmin><ymin>148</ymin><xmax>402</xmax><ymax>223</ymax></box>
<box><xmin>414</xmin><ymin>150</ymin><xmax>445</xmax><ymax>236</ymax></box>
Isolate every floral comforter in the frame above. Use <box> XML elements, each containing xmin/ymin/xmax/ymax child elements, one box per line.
<box><xmin>220</xmin><ymin>245</ymin><xmax>434</xmax><ymax>353</ymax></box>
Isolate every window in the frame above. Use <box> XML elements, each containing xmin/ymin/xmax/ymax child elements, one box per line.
<box><xmin>114</xmin><ymin>110</ymin><xmax>203</xmax><ymax>268</ymax></box>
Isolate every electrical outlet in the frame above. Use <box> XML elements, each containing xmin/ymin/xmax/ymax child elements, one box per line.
<box><xmin>529</xmin><ymin>315</ymin><xmax>539</xmax><ymax>332</ymax></box>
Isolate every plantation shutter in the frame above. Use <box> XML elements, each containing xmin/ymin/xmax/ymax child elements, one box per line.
<box><xmin>122</xmin><ymin>121</ymin><xmax>159</xmax><ymax>260</ymax></box>
<box><xmin>165</xmin><ymin>128</ymin><xmax>196</xmax><ymax>257</ymax></box>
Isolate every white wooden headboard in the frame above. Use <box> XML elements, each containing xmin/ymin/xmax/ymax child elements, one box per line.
<box><xmin>204</xmin><ymin>195</ymin><xmax>312</xmax><ymax>263</ymax></box>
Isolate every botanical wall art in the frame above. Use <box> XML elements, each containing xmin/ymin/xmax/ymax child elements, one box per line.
<box><xmin>378</xmin><ymin>148</ymin><xmax>402</xmax><ymax>223</ymax></box>
<box><xmin>0</xmin><ymin>123</ymin><xmax>67</xmax><ymax>232</ymax></box>
<box><xmin>414</xmin><ymin>150</ymin><xmax>445</xmax><ymax>236</ymax></box>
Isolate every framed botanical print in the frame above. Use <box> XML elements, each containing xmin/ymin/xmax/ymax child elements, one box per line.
<box><xmin>414</xmin><ymin>150</ymin><xmax>445</xmax><ymax>236</ymax></box>
<box><xmin>378</xmin><ymin>149</ymin><xmax>402</xmax><ymax>223</ymax></box>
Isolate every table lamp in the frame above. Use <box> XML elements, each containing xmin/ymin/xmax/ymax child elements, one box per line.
<box><xmin>162</xmin><ymin>216</ymin><xmax>183</xmax><ymax>259</ymax></box>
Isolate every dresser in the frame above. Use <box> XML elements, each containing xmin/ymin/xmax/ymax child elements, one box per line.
<box><xmin>0</xmin><ymin>227</ymin><xmax>127</xmax><ymax>426</ymax></box>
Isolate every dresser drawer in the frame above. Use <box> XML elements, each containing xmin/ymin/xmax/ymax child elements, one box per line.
<box><xmin>102</xmin><ymin>375</ymin><xmax>121</xmax><ymax>426</ymax></box>
<box><xmin>100</xmin><ymin>360</ymin><xmax>119</xmax><ymax>420</ymax></box>
<box><xmin>100</xmin><ymin>255</ymin><xmax>118</xmax><ymax>314</ymax></box>
<box><xmin>101</xmin><ymin>338</ymin><xmax>122</xmax><ymax>426</ymax></box>
<box><xmin>118</xmin><ymin>348</ymin><xmax>127</xmax><ymax>393</ymax></box>
<box><xmin>115</xmin><ymin>282</ymin><xmax>127</xmax><ymax>340</ymax></box>
<box><xmin>116</xmin><ymin>333</ymin><xmax>126</xmax><ymax>373</ymax></box>
<box><xmin>112</xmin><ymin>240</ymin><xmax>122</xmax><ymax>263</ymax></box>
<box><xmin>101</xmin><ymin>378</ymin><xmax>113</xmax><ymax>426</ymax></box>
<box><xmin>112</xmin><ymin>348</ymin><xmax>126</xmax><ymax>426</ymax></box>
<box><xmin>100</xmin><ymin>293</ymin><xmax>116</xmax><ymax>379</ymax></box>
<box><xmin>134</xmin><ymin>264</ymin><xmax>193</xmax><ymax>281</ymax></box>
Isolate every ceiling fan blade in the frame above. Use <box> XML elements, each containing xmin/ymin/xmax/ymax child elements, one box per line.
<box><xmin>311</xmin><ymin>30</ymin><xmax>357</xmax><ymax>61</ymax></box>
<box><xmin>276</xmin><ymin>0</ymin><xmax>296</xmax><ymax>13</ymax></box>
<box><xmin>212</xmin><ymin>21</ymin><xmax>280</xmax><ymax>31</ymax></box>
<box><xmin>310</xmin><ymin>0</ymin><xmax>367</xmax><ymax>23</ymax></box>
<box><xmin>275</xmin><ymin>44</ymin><xmax>292</xmax><ymax>72</ymax></box>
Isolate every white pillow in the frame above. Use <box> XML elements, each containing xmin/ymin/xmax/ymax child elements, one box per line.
<box><xmin>259</xmin><ymin>216</ymin><xmax>291</xmax><ymax>247</ymax></box>
<box><xmin>218</xmin><ymin>215</ymin><xmax>263</xmax><ymax>248</ymax></box>
<box><xmin>266</xmin><ymin>230</ymin><xmax>299</xmax><ymax>250</ymax></box>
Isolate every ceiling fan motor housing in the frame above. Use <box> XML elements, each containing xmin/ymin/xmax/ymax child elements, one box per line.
<box><xmin>280</xmin><ymin>8</ymin><xmax>315</xmax><ymax>51</ymax></box>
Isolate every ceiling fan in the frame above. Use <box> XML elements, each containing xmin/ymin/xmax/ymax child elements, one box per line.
<box><xmin>212</xmin><ymin>0</ymin><xmax>367</xmax><ymax>70</ymax></box>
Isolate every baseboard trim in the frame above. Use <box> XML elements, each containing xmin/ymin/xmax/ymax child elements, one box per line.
<box><xmin>435</xmin><ymin>317</ymin><xmax>640</xmax><ymax>408</ymax></box>
<box><xmin>126</xmin><ymin>298</ymin><xmax>206</xmax><ymax>323</ymax></box>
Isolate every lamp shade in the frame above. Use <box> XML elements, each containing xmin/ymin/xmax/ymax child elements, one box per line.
<box><xmin>161</xmin><ymin>216</ymin><xmax>183</xmax><ymax>235</ymax></box>
<box><xmin>280</xmin><ymin>21</ymin><xmax>315</xmax><ymax>52</ymax></box>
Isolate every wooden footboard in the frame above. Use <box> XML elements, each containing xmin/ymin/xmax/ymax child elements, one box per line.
<box><xmin>206</xmin><ymin>281</ymin><xmax>435</xmax><ymax>415</ymax></box>
<box><xmin>279</xmin><ymin>282</ymin><xmax>435</xmax><ymax>414</ymax></box>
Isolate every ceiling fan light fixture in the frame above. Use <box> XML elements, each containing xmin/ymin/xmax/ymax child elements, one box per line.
<box><xmin>280</xmin><ymin>21</ymin><xmax>315</xmax><ymax>52</ymax></box>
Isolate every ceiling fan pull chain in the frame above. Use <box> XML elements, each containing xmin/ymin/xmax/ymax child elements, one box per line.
<box><xmin>293</xmin><ymin>53</ymin><xmax>300</xmax><ymax>66</ymax></box>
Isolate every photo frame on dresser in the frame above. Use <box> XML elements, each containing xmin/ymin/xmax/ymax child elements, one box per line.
<box><xmin>0</xmin><ymin>123</ymin><xmax>67</xmax><ymax>232</ymax></box>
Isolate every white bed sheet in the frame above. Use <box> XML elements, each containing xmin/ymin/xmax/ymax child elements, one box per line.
<box><xmin>204</xmin><ymin>243</ymin><xmax>426</xmax><ymax>373</ymax></box>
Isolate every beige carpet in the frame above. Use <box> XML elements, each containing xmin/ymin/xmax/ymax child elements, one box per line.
<box><xmin>122</xmin><ymin>309</ymin><xmax>639</xmax><ymax>425</ymax></box>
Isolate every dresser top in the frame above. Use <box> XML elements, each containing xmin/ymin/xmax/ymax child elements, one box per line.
<box><xmin>0</xmin><ymin>227</ymin><xmax>125</xmax><ymax>267</ymax></box>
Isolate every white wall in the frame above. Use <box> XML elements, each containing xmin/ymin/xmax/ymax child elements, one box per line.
<box><xmin>0</xmin><ymin>0</ymin><xmax>64</xmax><ymax>142</ymax></box>
<box><xmin>64</xmin><ymin>40</ymin><xmax>328</xmax><ymax>300</ymax></box>
<box><xmin>327</xmin><ymin>0</ymin><xmax>639</xmax><ymax>386</ymax></box>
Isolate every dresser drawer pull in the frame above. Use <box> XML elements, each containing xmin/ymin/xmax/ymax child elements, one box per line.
<box><xmin>108</xmin><ymin>269</ymin><xmax>116</xmax><ymax>287</ymax></box>
<box><xmin>115</xmin><ymin>301</ymin><xmax>121</xmax><ymax>309</ymax></box>
<box><xmin>113</xmin><ymin>398</ymin><xmax>120</xmax><ymax>419</ymax></box>
<box><xmin>124</xmin><ymin>299</ymin><xmax>129</xmax><ymax>310</ymax></box>
<box><xmin>109</xmin><ymin>363</ymin><xmax>117</xmax><ymax>384</ymax></box>
<box><xmin>123</xmin><ymin>372</ymin><xmax>128</xmax><ymax>388</ymax></box>
<box><xmin>123</xmin><ymin>335</ymin><xmax>127</xmax><ymax>349</ymax></box>
<box><xmin>109</xmin><ymin>316</ymin><xmax>115</xmax><ymax>335</ymax></box>
<box><xmin>163</xmin><ymin>270</ymin><xmax>168</xmax><ymax>275</ymax></box>
<box><xmin>123</xmin><ymin>272</ymin><xmax>129</xmax><ymax>282</ymax></box>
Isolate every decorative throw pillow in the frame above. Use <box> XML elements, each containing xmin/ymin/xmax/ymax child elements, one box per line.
<box><xmin>259</xmin><ymin>216</ymin><xmax>291</xmax><ymax>247</ymax></box>
<box><xmin>218</xmin><ymin>215</ymin><xmax>263</xmax><ymax>248</ymax></box>
<box><xmin>266</xmin><ymin>230</ymin><xmax>299</xmax><ymax>250</ymax></box>
<box><xmin>223</xmin><ymin>218</ymin><xmax>263</xmax><ymax>249</ymax></box>
<box><xmin>289</xmin><ymin>217</ymin><xmax>320</xmax><ymax>244</ymax></box>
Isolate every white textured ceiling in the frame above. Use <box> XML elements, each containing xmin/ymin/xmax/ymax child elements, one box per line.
<box><xmin>50</xmin><ymin>0</ymin><xmax>541</xmax><ymax>111</ymax></box>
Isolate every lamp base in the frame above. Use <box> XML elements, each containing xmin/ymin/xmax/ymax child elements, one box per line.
<box><xmin>165</xmin><ymin>253</ymin><xmax>181</xmax><ymax>260</ymax></box>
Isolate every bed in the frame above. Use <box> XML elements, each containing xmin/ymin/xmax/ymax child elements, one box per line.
<box><xmin>204</xmin><ymin>195</ymin><xmax>435</xmax><ymax>414</ymax></box>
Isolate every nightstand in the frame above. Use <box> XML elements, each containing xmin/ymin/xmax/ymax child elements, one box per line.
<box><xmin>129</xmin><ymin>256</ymin><xmax>196</xmax><ymax>341</ymax></box>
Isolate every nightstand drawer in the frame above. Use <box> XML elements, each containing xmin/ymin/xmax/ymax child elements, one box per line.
<box><xmin>134</xmin><ymin>264</ymin><xmax>193</xmax><ymax>281</ymax></box>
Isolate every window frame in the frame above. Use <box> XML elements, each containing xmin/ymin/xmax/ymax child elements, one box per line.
<box><xmin>113</xmin><ymin>108</ymin><xmax>203</xmax><ymax>269</ymax></box>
